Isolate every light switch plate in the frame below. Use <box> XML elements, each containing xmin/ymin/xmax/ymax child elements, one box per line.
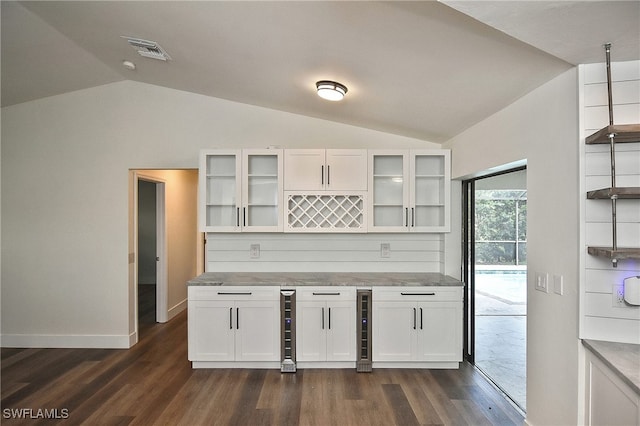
<box><xmin>553</xmin><ymin>275</ymin><xmax>564</xmax><ymax>296</ymax></box>
<box><xmin>535</xmin><ymin>272</ymin><xmax>549</xmax><ymax>293</ymax></box>
<box><xmin>380</xmin><ymin>243</ymin><xmax>391</xmax><ymax>258</ymax></box>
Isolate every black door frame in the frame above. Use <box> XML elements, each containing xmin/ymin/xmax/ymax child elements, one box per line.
<box><xmin>462</xmin><ymin>165</ymin><xmax>527</xmax><ymax>364</ymax></box>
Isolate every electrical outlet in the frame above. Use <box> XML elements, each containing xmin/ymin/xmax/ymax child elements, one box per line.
<box><xmin>380</xmin><ymin>243</ymin><xmax>391</xmax><ymax>258</ymax></box>
<box><xmin>535</xmin><ymin>272</ymin><xmax>549</xmax><ymax>293</ymax></box>
<box><xmin>250</xmin><ymin>244</ymin><xmax>260</xmax><ymax>259</ymax></box>
<box><xmin>612</xmin><ymin>284</ymin><xmax>626</xmax><ymax>307</ymax></box>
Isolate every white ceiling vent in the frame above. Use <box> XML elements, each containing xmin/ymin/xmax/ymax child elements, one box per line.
<box><xmin>121</xmin><ymin>36</ymin><xmax>171</xmax><ymax>61</ymax></box>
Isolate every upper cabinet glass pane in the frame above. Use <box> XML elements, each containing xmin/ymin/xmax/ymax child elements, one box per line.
<box><xmin>207</xmin><ymin>155</ymin><xmax>236</xmax><ymax>176</ymax></box>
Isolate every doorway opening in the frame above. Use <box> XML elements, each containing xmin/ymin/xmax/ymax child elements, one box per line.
<box><xmin>136</xmin><ymin>175</ymin><xmax>167</xmax><ymax>335</ymax></box>
<box><xmin>463</xmin><ymin>167</ymin><xmax>527</xmax><ymax>412</ymax></box>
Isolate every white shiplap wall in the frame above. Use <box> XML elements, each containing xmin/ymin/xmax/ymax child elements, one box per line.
<box><xmin>580</xmin><ymin>60</ymin><xmax>640</xmax><ymax>344</ymax></box>
<box><xmin>206</xmin><ymin>233</ymin><xmax>444</xmax><ymax>273</ymax></box>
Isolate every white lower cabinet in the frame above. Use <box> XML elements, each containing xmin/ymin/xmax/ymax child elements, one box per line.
<box><xmin>296</xmin><ymin>287</ymin><xmax>356</xmax><ymax>365</ymax></box>
<box><xmin>584</xmin><ymin>348</ymin><xmax>640</xmax><ymax>425</ymax></box>
<box><xmin>188</xmin><ymin>286</ymin><xmax>280</xmax><ymax>367</ymax></box>
<box><xmin>372</xmin><ymin>287</ymin><xmax>462</xmax><ymax>367</ymax></box>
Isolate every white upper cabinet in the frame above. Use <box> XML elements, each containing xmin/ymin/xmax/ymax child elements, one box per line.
<box><xmin>368</xmin><ymin>149</ymin><xmax>450</xmax><ymax>232</ymax></box>
<box><xmin>199</xmin><ymin>149</ymin><xmax>283</xmax><ymax>232</ymax></box>
<box><xmin>284</xmin><ymin>149</ymin><xmax>367</xmax><ymax>191</ymax></box>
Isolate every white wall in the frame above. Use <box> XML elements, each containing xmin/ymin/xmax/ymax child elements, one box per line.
<box><xmin>444</xmin><ymin>68</ymin><xmax>581</xmax><ymax>426</ymax></box>
<box><xmin>1</xmin><ymin>80</ymin><xmax>438</xmax><ymax>348</ymax></box>
<box><xmin>579</xmin><ymin>61</ymin><xmax>640</xmax><ymax>344</ymax></box>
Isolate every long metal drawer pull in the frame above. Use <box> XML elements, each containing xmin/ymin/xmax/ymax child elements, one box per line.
<box><xmin>413</xmin><ymin>308</ymin><xmax>417</xmax><ymax>330</ymax></box>
<box><xmin>411</xmin><ymin>207</ymin><xmax>415</xmax><ymax>227</ymax></box>
<box><xmin>420</xmin><ymin>307</ymin><xmax>423</xmax><ymax>329</ymax></box>
<box><xmin>236</xmin><ymin>307</ymin><xmax>239</xmax><ymax>329</ymax></box>
<box><xmin>322</xmin><ymin>307</ymin><xmax>325</xmax><ymax>330</ymax></box>
<box><xmin>327</xmin><ymin>165</ymin><xmax>330</xmax><ymax>186</ymax></box>
<box><xmin>321</xmin><ymin>165</ymin><xmax>324</xmax><ymax>185</ymax></box>
<box><xmin>401</xmin><ymin>292</ymin><xmax>436</xmax><ymax>296</ymax></box>
<box><xmin>229</xmin><ymin>307</ymin><xmax>233</xmax><ymax>330</ymax></box>
<box><xmin>328</xmin><ymin>307</ymin><xmax>331</xmax><ymax>329</ymax></box>
<box><xmin>217</xmin><ymin>292</ymin><xmax>253</xmax><ymax>295</ymax></box>
<box><xmin>405</xmin><ymin>208</ymin><xmax>409</xmax><ymax>227</ymax></box>
<box><xmin>313</xmin><ymin>292</ymin><xmax>340</xmax><ymax>296</ymax></box>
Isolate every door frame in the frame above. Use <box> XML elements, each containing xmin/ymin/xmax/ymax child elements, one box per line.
<box><xmin>133</xmin><ymin>172</ymin><xmax>168</xmax><ymax>334</ymax></box>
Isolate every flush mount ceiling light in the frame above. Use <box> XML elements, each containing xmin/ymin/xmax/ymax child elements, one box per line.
<box><xmin>316</xmin><ymin>80</ymin><xmax>348</xmax><ymax>101</ymax></box>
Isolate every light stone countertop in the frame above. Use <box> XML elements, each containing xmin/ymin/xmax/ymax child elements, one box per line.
<box><xmin>583</xmin><ymin>339</ymin><xmax>640</xmax><ymax>395</ymax></box>
<box><xmin>187</xmin><ymin>272</ymin><xmax>463</xmax><ymax>287</ymax></box>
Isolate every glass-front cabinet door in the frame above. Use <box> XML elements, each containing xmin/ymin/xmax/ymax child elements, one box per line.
<box><xmin>200</xmin><ymin>150</ymin><xmax>242</xmax><ymax>232</ymax></box>
<box><xmin>242</xmin><ymin>150</ymin><xmax>283</xmax><ymax>232</ymax></box>
<box><xmin>368</xmin><ymin>149</ymin><xmax>450</xmax><ymax>232</ymax></box>
<box><xmin>411</xmin><ymin>150</ymin><xmax>450</xmax><ymax>232</ymax></box>
<box><xmin>369</xmin><ymin>151</ymin><xmax>410</xmax><ymax>232</ymax></box>
<box><xmin>199</xmin><ymin>149</ymin><xmax>283</xmax><ymax>232</ymax></box>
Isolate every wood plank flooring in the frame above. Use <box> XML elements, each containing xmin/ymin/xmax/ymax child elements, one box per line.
<box><xmin>1</xmin><ymin>309</ymin><xmax>524</xmax><ymax>425</ymax></box>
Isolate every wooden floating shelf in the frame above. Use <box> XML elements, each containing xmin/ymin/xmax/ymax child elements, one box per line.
<box><xmin>587</xmin><ymin>246</ymin><xmax>640</xmax><ymax>260</ymax></box>
<box><xmin>587</xmin><ymin>187</ymin><xmax>640</xmax><ymax>199</ymax></box>
<box><xmin>585</xmin><ymin>124</ymin><xmax>640</xmax><ymax>144</ymax></box>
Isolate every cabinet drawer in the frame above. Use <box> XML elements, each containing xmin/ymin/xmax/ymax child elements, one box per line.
<box><xmin>296</xmin><ymin>286</ymin><xmax>356</xmax><ymax>301</ymax></box>
<box><xmin>189</xmin><ymin>286</ymin><xmax>280</xmax><ymax>301</ymax></box>
<box><xmin>373</xmin><ymin>287</ymin><xmax>462</xmax><ymax>302</ymax></box>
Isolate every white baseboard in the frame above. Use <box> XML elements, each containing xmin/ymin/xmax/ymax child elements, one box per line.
<box><xmin>1</xmin><ymin>333</ymin><xmax>133</xmax><ymax>349</ymax></box>
<box><xmin>168</xmin><ymin>298</ymin><xmax>187</xmax><ymax>321</ymax></box>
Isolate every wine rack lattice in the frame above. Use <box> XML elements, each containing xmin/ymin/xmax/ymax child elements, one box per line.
<box><xmin>287</xmin><ymin>194</ymin><xmax>365</xmax><ymax>231</ymax></box>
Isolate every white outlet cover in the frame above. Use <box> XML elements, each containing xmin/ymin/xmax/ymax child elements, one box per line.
<box><xmin>623</xmin><ymin>276</ymin><xmax>640</xmax><ymax>306</ymax></box>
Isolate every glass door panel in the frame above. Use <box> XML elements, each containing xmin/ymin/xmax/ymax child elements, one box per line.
<box><xmin>205</xmin><ymin>155</ymin><xmax>238</xmax><ymax>229</ymax></box>
<box><xmin>371</xmin><ymin>154</ymin><xmax>406</xmax><ymax>228</ymax></box>
<box><xmin>246</xmin><ymin>154</ymin><xmax>278</xmax><ymax>227</ymax></box>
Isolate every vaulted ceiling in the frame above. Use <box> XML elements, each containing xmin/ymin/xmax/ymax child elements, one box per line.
<box><xmin>2</xmin><ymin>1</ymin><xmax>638</xmax><ymax>142</ymax></box>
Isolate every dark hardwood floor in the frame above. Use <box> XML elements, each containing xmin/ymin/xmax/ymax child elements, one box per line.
<box><xmin>2</xmin><ymin>298</ymin><xmax>524</xmax><ymax>425</ymax></box>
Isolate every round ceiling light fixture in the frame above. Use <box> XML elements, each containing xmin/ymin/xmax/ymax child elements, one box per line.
<box><xmin>316</xmin><ymin>80</ymin><xmax>348</xmax><ymax>101</ymax></box>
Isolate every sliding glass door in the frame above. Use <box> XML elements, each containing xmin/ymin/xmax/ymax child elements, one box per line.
<box><xmin>463</xmin><ymin>168</ymin><xmax>527</xmax><ymax>411</ymax></box>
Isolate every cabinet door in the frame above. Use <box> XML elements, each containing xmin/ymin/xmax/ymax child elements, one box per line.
<box><xmin>368</xmin><ymin>151</ymin><xmax>410</xmax><ymax>232</ymax></box>
<box><xmin>199</xmin><ymin>150</ymin><xmax>242</xmax><ymax>232</ymax></box>
<box><xmin>188</xmin><ymin>300</ymin><xmax>235</xmax><ymax>361</ymax></box>
<box><xmin>410</xmin><ymin>150</ymin><xmax>451</xmax><ymax>232</ymax></box>
<box><xmin>416</xmin><ymin>302</ymin><xmax>462</xmax><ymax>362</ymax></box>
<box><xmin>372</xmin><ymin>302</ymin><xmax>416</xmax><ymax>361</ymax></box>
<box><xmin>325</xmin><ymin>301</ymin><xmax>356</xmax><ymax>361</ymax></box>
<box><xmin>242</xmin><ymin>149</ymin><xmax>283</xmax><ymax>232</ymax></box>
<box><xmin>284</xmin><ymin>149</ymin><xmax>325</xmax><ymax>191</ymax></box>
<box><xmin>234</xmin><ymin>300</ymin><xmax>280</xmax><ymax>361</ymax></box>
<box><xmin>325</xmin><ymin>149</ymin><xmax>367</xmax><ymax>191</ymax></box>
<box><xmin>296</xmin><ymin>300</ymin><xmax>327</xmax><ymax>361</ymax></box>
